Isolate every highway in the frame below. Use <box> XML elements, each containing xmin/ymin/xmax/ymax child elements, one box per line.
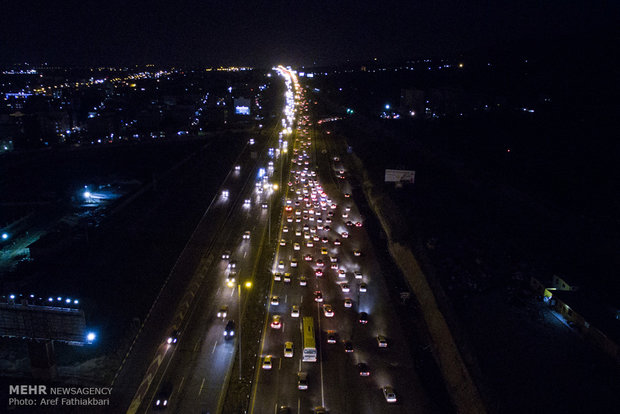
<box><xmin>116</xmin><ymin>67</ymin><xmax>435</xmax><ymax>414</ymax></box>
<box><xmin>248</xmin><ymin>72</ymin><xmax>436</xmax><ymax>414</ymax></box>
<box><xmin>109</xmin><ymin>98</ymin><xmax>284</xmax><ymax>413</ymax></box>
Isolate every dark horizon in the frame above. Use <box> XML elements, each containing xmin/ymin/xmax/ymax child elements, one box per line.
<box><xmin>1</xmin><ymin>1</ymin><xmax>619</xmax><ymax>67</ymax></box>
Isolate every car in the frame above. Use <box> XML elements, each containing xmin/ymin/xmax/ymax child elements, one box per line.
<box><xmin>280</xmin><ymin>239</ymin><xmax>287</xmax><ymax>246</ymax></box>
<box><xmin>271</xmin><ymin>296</ymin><xmax>280</xmax><ymax>306</ymax></box>
<box><xmin>344</xmin><ymin>193</ymin><xmax>351</xmax><ymax>198</ymax></box>
<box><xmin>323</xmin><ymin>225</ymin><xmax>331</xmax><ymax>232</ymax></box>
<box><xmin>278</xmin><ymin>407</ymin><xmax>291</xmax><ymax>414</ymax></box>
<box><xmin>167</xmin><ymin>330</ymin><xmax>180</xmax><ymax>344</ymax></box>
<box><xmin>355</xmin><ymin>221</ymin><xmax>363</xmax><ymax>227</ymax></box>
<box><xmin>313</xmin><ymin>407</ymin><xmax>327</xmax><ymax>414</ymax></box>
<box><xmin>330</xmin><ymin>256</ymin><xmax>338</xmax><ymax>263</ymax></box>
<box><xmin>235</xmin><ymin>165</ymin><xmax>241</xmax><ymax>171</ymax></box>
<box><xmin>345</xmin><ymin>206</ymin><xmax>351</xmax><ymax>212</ymax></box>
<box><xmin>330</xmin><ymin>262</ymin><xmax>339</xmax><ymax>270</ymax></box>
<box><xmin>228</xmin><ymin>260</ymin><xmax>237</xmax><ymax>270</ymax></box>
<box><xmin>320</xmin><ymin>248</ymin><xmax>328</xmax><ymax>256</ymax></box>
<box><xmin>153</xmin><ymin>383</ymin><xmax>172</xmax><ymax>410</ymax></box>
<box><xmin>341</xmin><ymin>231</ymin><xmax>349</xmax><ymax>238</ymax></box>
<box><xmin>304</xmin><ymin>254</ymin><xmax>313</xmax><ymax>261</ymax></box>
<box><xmin>341</xmin><ymin>283</ymin><xmax>351</xmax><ymax>293</ymax></box>
<box><xmin>274</xmin><ymin>272</ymin><xmax>282</xmax><ymax>281</ymax></box>
<box><xmin>345</xmin><ymin>220</ymin><xmax>353</xmax><ymax>227</ymax></box>
<box><xmin>294</xmin><ymin>242</ymin><xmax>300</xmax><ymax>250</ymax></box>
<box><xmin>243</xmin><ymin>231</ymin><xmax>251</xmax><ymax>240</ymax></box>
<box><xmin>291</xmin><ymin>305</ymin><xmax>300</xmax><ymax>317</ymax></box>
<box><xmin>359</xmin><ymin>283</ymin><xmax>368</xmax><ymax>292</ymax></box>
<box><xmin>316</xmin><ymin>259</ymin><xmax>324</xmax><ymax>267</ymax></box>
<box><xmin>221</xmin><ymin>250</ymin><xmax>231</xmax><ymax>260</ymax></box>
<box><xmin>321</xmin><ymin>237</ymin><xmax>329</xmax><ymax>243</ymax></box>
<box><xmin>337</xmin><ymin>269</ymin><xmax>346</xmax><ymax>278</ymax></box>
<box><xmin>353</xmin><ymin>249</ymin><xmax>361</xmax><ymax>256</ymax></box>
<box><xmin>284</xmin><ymin>341</ymin><xmax>294</xmax><ymax>357</ymax></box>
<box><xmin>344</xmin><ymin>340</ymin><xmax>354</xmax><ymax>352</ymax></box>
<box><xmin>299</xmin><ymin>276</ymin><xmax>307</xmax><ymax>286</ymax></box>
<box><xmin>262</xmin><ymin>355</ymin><xmax>273</xmax><ymax>370</ymax></box>
<box><xmin>357</xmin><ymin>362</ymin><xmax>370</xmax><ymax>376</ymax></box>
<box><xmin>306</xmin><ymin>240</ymin><xmax>314</xmax><ymax>247</ymax></box>
<box><xmin>323</xmin><ymin>304</ymin><xmax>334</xmax><ymax>317</ymax></box>
<box><xmin>244</xmin><ymin>199</ymin><xmax>251</xmax><ymax>206</ymax></box>
<box><xmin>283</xmin><ymin>226</ymin><xmax>289</xmax><ymax>233</ymax></box>
<box><xmin>271</xmin><ymin>315</ymin><xmax>282</xmax><ymax>329</ymax></box>
<box><xmin>287</xmin><ymin>215</ymin><xmax>293</xmax><ymax>223</ymax></box>
<box><xmin>278</xmin><ymin>260</ymin><xmax>285</xmax><ymax>269</ymax></box>
<box><xmin>344</xmin><ymin>298</ymin><xmax>353</xmax><ymax>308</ymax></box>
<box><xmin>333</xmin><ymin>239</ymin><xmax>341</xmax><ymax>246</ymax></box>
<box><xmin>223</xmin><ymin>320</ymin><xmax>236</xmax><ymax>339</ymax></box>
<box><xmin>297</xmin><ymin>372</ymin><xmax>308</xmax><ymax>390</ymax></box>
<box><xmin>377</xmin><ymin>335</ymin><xmax>388</xmax><ymax>348</ymax></box>
<box><xmin>283</xmin><ymin>273</ymin><xmax>291</xmax><ymax>283</ymax></box>
<box><xmin>222</xmin><ymin>190</ymin><xmax>229</xmax><ymax>198</ymax></box>
<box><xmin>326</xmin><ymin>331</ymin><xmax>337</xmax><ymax>344</ymax></box>
<box><xmin>314</xmin><ymin>291</ymin><xmax>323</xmax><ymax>302</ymax></box>
<box><xmin>358</xmin><ymin>312</ymin><xmax>368</xmax><ymax>324</ymax></box>
<box><xmin>291</xmin><ymin>258</ymin><xmax>298</xmax><ymax>267</ymax></box>
<box><xmin>295</xmin><ymin>228</ymin><xmax>302</xmax><ymax>236</ymax></box>
<box><xmin>217</xmin><ymin>306</ymin><xmax>228</xmax><ymax>318</ymax></box>
<box><xmin>315</xmin><ymin>269</ymin><xmax>323</xmax><ymax>277</ymax></box>
<box><xmin>383</xmin><ymin>386</ymin><xmax>397</xmax><ymax>403</ymax></box>
<box><xmin>354</xmin><ymin>271</ymin><xmax>363</xmax><ymax>279</ymax></box>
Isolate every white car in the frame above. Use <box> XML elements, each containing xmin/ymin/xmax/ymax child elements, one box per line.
<box><xmin>283</xmin><ymin>226</ymin><xmax>289</xmax><ymax>233</ymax></box>
<box><xmin>354</xmin><ymin>271</ymin><xmax>363</xmax><ymax>279</ymax></box>
<box><xmin>271</xmin><ymin>296</ymin><xmax>280</xmax><ymax>306</ymax></box>
<box><xmin>243</xmin><ymin>231</ymin><xmax>251</xmax><ymax>240</ymax></box>
<box><xmin>291</xmin><ymin>305</ymin><xmax>300</xmax><ymax>317</ymax></box>
<box><xmin>341</xmin><ymin>283</ymin><xmax>350</xmax><ymax>293</ymax></box>
<box><xmin>291</xmin><ymin>258</ymin><xmax>298</xmax><ymax>268</ymax></box>
<box><xmin>383</xmin><ymin>386</ymin><xmax>397</xmax><ymax>403</ymax></box>
<box><xmin>294</xmin><ymin>242</ymin><xmax>301</xmax><ymax>251</ymax></box>
<box><xmin>323</xmin><ymin>304</ymin><xmax>334</xmax><ymax>317</ymax></box>
<box><xmin>344</xmin><ymin>298</ymin><xmax>353</xmax><ymax>308</ymax></box>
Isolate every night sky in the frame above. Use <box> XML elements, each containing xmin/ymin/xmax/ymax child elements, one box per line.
<box><xmin>1</xmin><ymin>1</ymin><xmax>618</xmax><ymax>67</ymax></box>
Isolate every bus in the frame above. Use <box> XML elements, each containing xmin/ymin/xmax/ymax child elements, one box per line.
<box><xmin>302</xmin><ymin>316</ymin><xmax>317</xmax><ymax>362</ymax></box>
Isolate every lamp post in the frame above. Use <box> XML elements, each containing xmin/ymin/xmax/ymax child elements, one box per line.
<box><xmin>238</xmin><ymin>281</ymin><xmax>252</xmax><ymax>380</ymax></box>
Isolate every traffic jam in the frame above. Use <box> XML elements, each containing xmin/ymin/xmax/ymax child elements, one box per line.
<box><xmin>256</xmin><ymin>67</ymin><xmax>398</xmax><ymax>411</ymax></box>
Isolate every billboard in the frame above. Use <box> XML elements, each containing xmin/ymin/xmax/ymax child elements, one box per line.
<box><xmin>385</xmin><ymin>169</ymin><xmax>415</xmax><ymax>184</ymax></box>
<box><xmin>0</xmin><ymin>303</ymin><xmax>87</xmax><ymax>345</ymax></box>
<box><xmin>234</xmin><ymin>98</ymin><xmax>251</xmax><ymax>115</ymax></box>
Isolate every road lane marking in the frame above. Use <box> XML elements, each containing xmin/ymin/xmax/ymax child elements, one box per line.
<box><xmin>198</xmin><ymin>377</ymin><xmax>206</xmax><ymax>395</ymax></box>
<box><xmin>194</xmin><ymin>340</ymin><xmax>200</xmax><ymax>352</ymax></box>
<box><xmin>212</xmin><ymin>340</ymin><xmax>218</xmax><ymax>354</ymax></box>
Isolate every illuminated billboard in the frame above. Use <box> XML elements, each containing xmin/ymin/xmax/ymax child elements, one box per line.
<box><xmin>234</xmin><ymin>98</ymin><xmax>251</xmax><ymax>115</ymax></box>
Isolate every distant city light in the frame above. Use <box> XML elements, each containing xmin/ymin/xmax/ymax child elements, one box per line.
<box><xmin>86</xmin><ymin>332</ymin><xmax>96</xmax><ymax>343</ymax></box>
<box><xmin>385</xmin><ymin>104</ymin><xmax>390</xmax><ymax>110</ymax></box>
<box><xmin>1</xmin><ymin>233</ymin><xmax>8</xmax><ymax>240</ymax></box>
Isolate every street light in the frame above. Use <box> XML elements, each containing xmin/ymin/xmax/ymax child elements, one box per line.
<box><xmin>238</xmin><ymin>280</ymin><xmax>252</xmax><ymax>380</ymax></box>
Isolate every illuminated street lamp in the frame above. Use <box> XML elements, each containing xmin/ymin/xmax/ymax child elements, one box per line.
<box><xmin>238</xmin><ymin>280</ymin><xmax>252</xmax><ymax>380</ymax></box>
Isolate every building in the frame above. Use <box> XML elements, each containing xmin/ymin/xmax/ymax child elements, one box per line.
<box><xmin>530</xmin><ymin>275</ymin><xmax>620</xmax><ymax>363</ymax></box>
